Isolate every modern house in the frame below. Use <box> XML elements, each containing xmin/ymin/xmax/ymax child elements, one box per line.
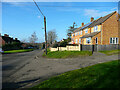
<box><xmin>71</xmin><ymin>11</ymin><xmax>120</xmax><ymax>45</ymax></box>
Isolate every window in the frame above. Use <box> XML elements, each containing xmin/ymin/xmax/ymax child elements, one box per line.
<box><xmin>110</xmin><ymin>37</ymin><xmax>119</xmax><ymax>44</ymax></box>
<box><xmin>94</xmin><ymin>26</ymin><xmax>98</xmax><ymax>32</ymax></box>
<box><xmin>86</xmin><ymin>37</ymin><xmax>91</xmax><ymax>44</ymax></box>
<box><xmin>95</xmin><ymin>37</ymin><xmax>98</xmax><ymax>44</ymax></box>
<box><xmin>72</xmin><ymin>34</ymin><xmax>74</xmax><ymax>37</ymax></box>
<box><xmin>81</xmin><ymin>31</ymin><xmax>82</xmax><ymax>35</ymax></box>
<box><xmin>79</xmin><ymin>38</ymin><xmax>81</xmax><ymax>44</ymax></box>
<box><xmin>85</xmin><ymin>28</ymin><xmax>88</xmax><ymax>34</ymax></box>
<box><xmin>79</xmin><ymin>31</ymin><xmax>82</xmax><ymax>35</ymax></box>
<box><xmin>75</xmin><ymin>32</ymin><xmax>78</xmax><ymax>36</ymax></box>
<box><xmin>76</xmin><ymin>39</ymin><xmax>78</xmax><ymax>43</ymax></box>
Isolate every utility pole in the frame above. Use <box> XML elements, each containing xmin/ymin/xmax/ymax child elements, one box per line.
<box><xmin>44</xmin><ymin>16</ymin><xmax>47</xmax><ymax>55</ymax></box>
<box><xmin>33</xmin><ymin>0</ymin><xmax>47</xmax><ymax>55</ymax></box>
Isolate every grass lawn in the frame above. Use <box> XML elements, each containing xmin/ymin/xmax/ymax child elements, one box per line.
<box><xmin>3</xmin><ymin>49</ymin><xmax>33</xmax><ymax>54</ymax></box>
<box><xmin>99</xmin><ymin>49</ymin><xmax>120</xmax><ymax>55</ymax></box>
<box><xmin>31</xmin><ymin>60</ymin><xmax>120</xmax><ymax>88</ymax></box>
<box><xmin>42</xmin><ymin>50</ymin><xmax>92</xmax><ymax>58</ymax></box>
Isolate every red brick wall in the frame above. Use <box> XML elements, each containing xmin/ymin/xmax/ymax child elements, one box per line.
<box><xmin>102</xmin><ymin>12</ymin><xmax>119</xmax><ymax>45</ymax></box>
<box><xmin>0</xmin><ymin>37</ymin><xmax>5</xmax><ymax>46</ymax></box>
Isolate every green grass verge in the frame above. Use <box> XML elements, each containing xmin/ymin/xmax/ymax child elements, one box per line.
<box><xmin>99</xmin><ymin>49</ymin><xmax>120</xmax><ymax>55</ymax></box>
<box><xmin>31</xmin><ymin>60</ymin><xmax>120</xmax><ymax>88</ymax></box>
<box><xmin>3</xmin><ymin>49</ymin><xmax>33</xmax><ymax>53</ymax></box>
<box><xmin>43</xmin><ymin>50</ymin><xmax>92</xmax><ymax>58</ymax></box>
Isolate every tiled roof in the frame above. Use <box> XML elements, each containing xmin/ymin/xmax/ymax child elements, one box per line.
<box><xmin>88</xmin><ymin>11</ymin><xmax>116</xmax><ymax>28</ymax></box>
<box><xmin>74</xmin><ymin>11</ymin><xmax>116</xmax><ymax>32</ymax></box>
<box><xmin>73</xmin><ymin>27</ymin><xmax>82</xmax><ymax>32</ymax></box>
<box><xmin>81</xmin><ymin>31</ymin><xmax>101</xmax><ymax>38</ymax></box>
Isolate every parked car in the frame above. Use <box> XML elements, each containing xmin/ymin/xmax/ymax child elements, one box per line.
<box><xmin>0</xmin><ymin>48</ymin><xmax>4</xmax><ymax>53</ymax></box>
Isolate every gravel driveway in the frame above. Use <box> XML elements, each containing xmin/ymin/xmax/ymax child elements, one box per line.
<box><xmin>3</xmin><ymin>50</ymin><xmax>119</xmax><ymax>89</ymax></box>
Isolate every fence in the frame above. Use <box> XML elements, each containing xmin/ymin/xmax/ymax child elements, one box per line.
<box><xmin>50</xmin><ymin>44</ymin><xmax>120</xmax><ymax>52</ymax></box>
<box><xmin>50</xmin><ymin>44</ymin><xmax>80</xmax><ymax>51</ymax></box>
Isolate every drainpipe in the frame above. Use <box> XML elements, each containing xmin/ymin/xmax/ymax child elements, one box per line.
<box><xmin>100</xmin><ymin>24</ymin><xmax>102</xmax><ymax>45</ymax></box>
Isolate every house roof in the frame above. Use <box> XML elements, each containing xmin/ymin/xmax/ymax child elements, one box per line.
<box><xmin>81</xmin><ymin>31</ymin><xmax>101</xmax><ymax>38</ymax></box>
<box><xmin>74</xmin><ymin>11</ymin><xmax>116</xmax><ymax>32</ymax></box>
<box><xmin>88</xmin><ymin>11</ymin><xmax>116</xmax><ymax>28</ymax></box>
<box><xmin>73</xmin><ymin>27</ymin><xmax>82</xmax><ymax>32</ymax></box>
<box><xmin>2</xmin><ymin>36</ymin><xmax>20</xmax><ymax>44</ymax></box>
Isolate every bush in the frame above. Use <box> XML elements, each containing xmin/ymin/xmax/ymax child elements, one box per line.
<box><xmin>52</xmin><ymin>43</ymin><xmax>59</xmax><ymax>48</ymax></box>
<box><xmin>60</xmin><ymin>40</ymin><xmax>68</xmax><ymax>47</ymax></box>
<box><xmin>2</xmin><ymin>42</ymin><xmax>22</xmax><ymax>51</ymax></box>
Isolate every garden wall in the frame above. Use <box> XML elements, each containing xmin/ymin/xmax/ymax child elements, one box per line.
<box><xmin>50</xmin><ymin>44</ymin><xmax>120</xmax><ymax>52</ymax></box>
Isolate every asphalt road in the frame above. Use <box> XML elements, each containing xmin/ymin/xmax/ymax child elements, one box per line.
<box><xmin>2</xmin><ymin>49</ymin><xmax>119</xmax><ymax>89</ymax></box>
<box><xmin>2</xmin><ymin>49</ymin><xmax>43</xmax><ymax>89</ymax></box>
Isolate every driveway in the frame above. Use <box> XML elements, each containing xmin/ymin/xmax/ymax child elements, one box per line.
<box><xmin>2</xmin><ymin>50</ymin><xmax>119</xmax><ymax>89</ymax></box>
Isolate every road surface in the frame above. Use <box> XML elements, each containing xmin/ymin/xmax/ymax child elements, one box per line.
<box><xmin>2</xmin><ymin>50</ymin><xmax>119</xmax><ymax>89</ymax></box>
<box><xmin>2</xmin><ymin>49</ymin><xmax>43</xmax><ymax>89</ymax></box>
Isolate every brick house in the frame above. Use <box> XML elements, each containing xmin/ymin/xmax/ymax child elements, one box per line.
<box><xmin>71</xmin><ymin>11</ymin><xmax>120</xmax><ymax>45</ymax></box>
<box><xmin>0</xmin><ymin>34</ymin><xmax>20</xmax><ymax>46</ymax></box>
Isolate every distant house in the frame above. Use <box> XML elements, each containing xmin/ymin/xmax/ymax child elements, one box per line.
<box><xmin>71</xmin><ymin>11</ymin><xmax>120</xmax><ymax>45</ymax></box>
<box><xmin>0</xmin><ymin>34</ymin><xmax>20</xmax><ymax>47</ymax></box>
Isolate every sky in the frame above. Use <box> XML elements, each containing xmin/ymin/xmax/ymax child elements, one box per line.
<box><xmin>1</xmin><ymin>1</ymin><xmax>119</xmax><ymax>43</ymax></box>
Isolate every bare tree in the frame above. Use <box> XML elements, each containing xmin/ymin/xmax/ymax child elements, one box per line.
<box><xmin>47</xmin><ymin>30</ymin><xmax>57</xmax><ymax>45</ymax></box>
<box><xmin>29</xmin><ymin>32</ymin><xmax>38</xmax><ymax>45</ymax></box>
<box><xmin>21</xmin><ymin>38</ymin><xmax>28</xmax><ymax>43</ymax></box>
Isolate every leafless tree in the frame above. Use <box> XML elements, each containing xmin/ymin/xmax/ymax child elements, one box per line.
<box><xmin>21</xmin><ymin>38</ymin><xmax>28</xmax><ymax>43</ymax></box>
<box><xmin>47</xmin><ymin>30</ymin><xmax>57</xmax><ymax>45</ymax></box>
<box><xmin>29</xmin><ymin>32</ymin><xmax>38</xmax><ymax>45</ymax></box>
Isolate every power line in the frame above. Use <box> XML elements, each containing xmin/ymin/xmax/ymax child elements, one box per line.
<box><xmin>33</xmin><ymin>0</ymin><xmax>44</xmax><ymax>16</ymax></box>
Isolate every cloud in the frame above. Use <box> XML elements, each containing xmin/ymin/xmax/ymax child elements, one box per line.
<box><xmin>37</xmin><ymin>15</ymin><xmax>41</xmax><ymax>19</ymax></box>
<box><xmin>84</xmin><ymin>9</ymin><xmax>116</xmax><ymax>18</ymax></box>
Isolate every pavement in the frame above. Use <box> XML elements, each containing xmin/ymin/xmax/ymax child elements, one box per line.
<box><xmin>2</xmin><ymin>49</ymin><xmax>119</xmax><ymax>89</ymax></box>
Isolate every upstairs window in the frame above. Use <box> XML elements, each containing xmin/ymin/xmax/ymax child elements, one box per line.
<box><xmin>85</xmin><ymin>28</ymin><xmax>88</xmax><ymax>34</ymax></box>
<box><xmin>72</xmin><ymin>33</ymin><xmax>75</xmax><ymax>37</ymax></box>
<box><xmin>94</xmin><ymin>26</ymin><xmax>98</xmax><ymax>32</ymax></box>
<box><xmin>75</xmin><ymin>32</ymin><xmax>78</xmax><ymax>36</ymax></box>
<box><xmin>79</xmin><ymin>31</ymin><xmax>82</xmax><ymax>35</ymax></box>
<box><xmin>81</xmin><ymin>31</ymin><xmax>82</xmax><ymax>35</ymax></box>
<box><xmin>79</xmin><ymin>31</ymin><xmax>81</xmax><ymax>35</ymax></box>
<box><xmin>110</xmin><ymin>37</ymin><xmax>118</xmax><ymax>44</ymax></box>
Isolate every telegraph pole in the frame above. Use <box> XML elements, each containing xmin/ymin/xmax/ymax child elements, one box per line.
<box><xmin>33</xmin><ymin>0</ymin><xmax>47</xmax><ymax>55</ymax></box>
<box><xmin>44</xmin><ymin>16</ymin><xmax>47</xmax><ymax>55</ymax></box>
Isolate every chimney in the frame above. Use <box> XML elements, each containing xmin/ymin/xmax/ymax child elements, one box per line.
<box><xmin>15</xmin><ymin>38</ymin><xmax>17</xmax><ymax>40</ymax></box>
<box><xmin>90</xmin><ymin>17</ymin><xmax>94</xmax><ymax>22</ymax></box>
<box><xmin>4</xmin><ymin>34</ymin><xmax>9</xmax><ymax>37</ymax></box>
<box><xmin>81</xmin><ymin>22</ymin><xmax>84</xmax><ymax>27</ymax></box>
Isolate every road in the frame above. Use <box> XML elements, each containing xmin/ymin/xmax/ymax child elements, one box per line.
<box><xmin>2</xmin><ymin>50</ymin><xmax>119</xmax><ymax>89</ymax></box>
<box><xmin>2</xmin><ymin>49</ymin><xmax>43</xmax><ymax>89</ymax></box>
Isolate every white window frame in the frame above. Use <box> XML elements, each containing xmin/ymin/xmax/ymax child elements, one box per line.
<box><xmin>79</xmin><ymin>38</ymin><xmax>81</xmax><ymax>44</ymax></box>
<box><xmin>85</xmin><ymin>28</ymin><xmax>88</xmax><ymax>34</ymax></box>
<box><xmin>76</xmin><ymin>39</ymin><xmax>78</xmax><ymax>44</ymax></box>
<box><xmin>86</xmin><ymin>37</ymin><xmax>91</xmax><ymax>44</ymax></box>
<box><xmin>110</xmin><ymin>37</ymin><xmax>119</xmax><ymax>44</ymax></box>
<box><xmin>94</xmin><ymin>26</ymin><xmax>98</xmax><ymax>32</ymax></box>
<box><xmin>75</xmin><ymin>32</ymin><xmax>78</xmax><ymax>36</ymax></box>
<box><xmin>81</xmin><ymin>31</ymin><xmax>82</xmax><ymax>35</ymax></box>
